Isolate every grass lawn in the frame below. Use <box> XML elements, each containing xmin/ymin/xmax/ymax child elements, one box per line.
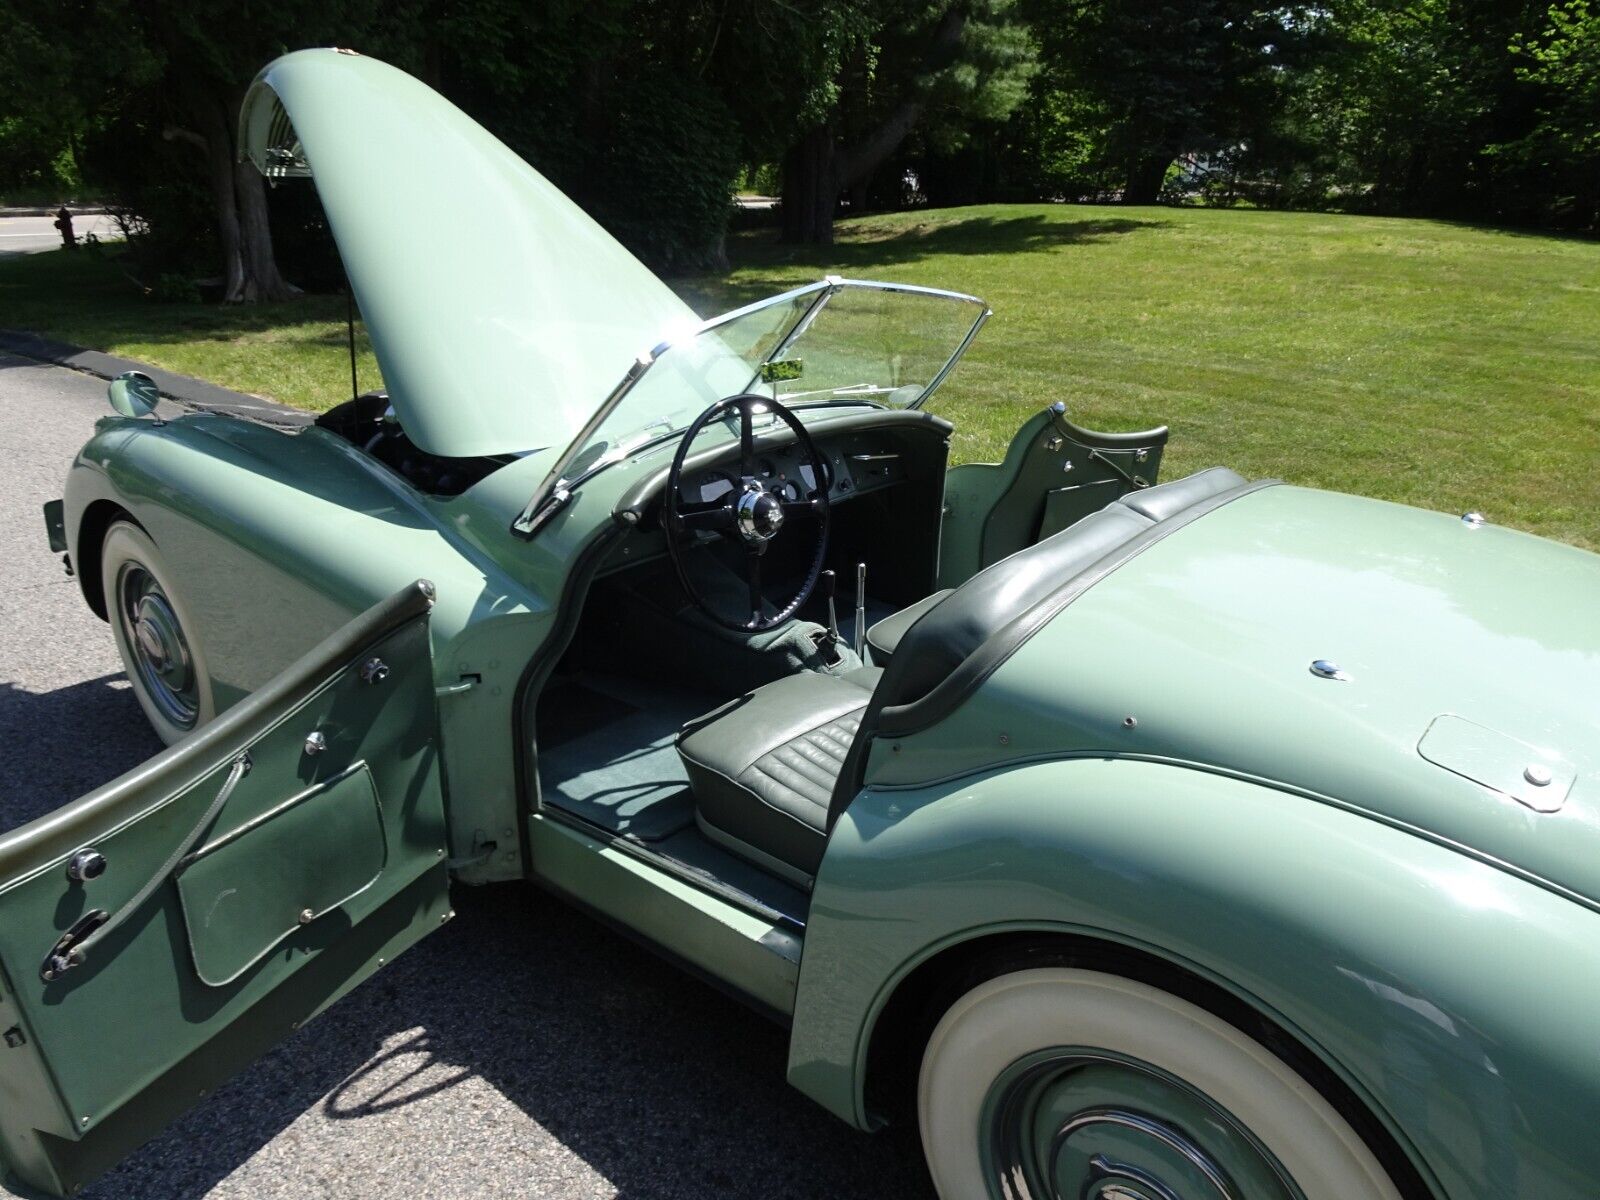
<box><xmin>4</xmin><ymin>203</ymin><xmax>1599</xmax><ymax>548</ymax></box>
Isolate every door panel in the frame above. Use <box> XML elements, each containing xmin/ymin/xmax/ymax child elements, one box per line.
<box><xmin>0</xmin><ymin>581</ymin><xmax>450</xmax><ymax>1199</ymax></box>
<box><xmin>939</xmin><ymin>404</ymin><xmax>1169</xmax><ymax>588</ymax></box>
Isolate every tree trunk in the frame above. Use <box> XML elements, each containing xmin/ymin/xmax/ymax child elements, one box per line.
<box><xmin>779</xmin><ymin>5</ymin><xmax>968</xmax><ymax>245</ymax></box>
<box><xmin>233</xmin><ymin>161</ymin><xmax>300</xmax><ymax>302</ymax></box>
<box><xmin>781</xmin><ymin>125</ymin><xmax>839</xmax><ymax>245</ymax></box>
<box><xmin>188</xmin><ymin>100</ymin><xmax>248</xmax><ymax>300</ymax></box>
<box><xmin>183</xmin><ymin>91</ymin><xmax>299</xmax><ymax>304</ymax></box>
<box><xmin>1123</xmin><ymin>153</ymin><xmax>1173</xmax><ymax>205</ymax></box>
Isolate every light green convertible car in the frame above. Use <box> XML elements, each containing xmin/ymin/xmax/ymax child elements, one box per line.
<box><xmin>6</xmin><ymin>49</ymin><xmax>1598</xmax><ymax>1200</ymax></box>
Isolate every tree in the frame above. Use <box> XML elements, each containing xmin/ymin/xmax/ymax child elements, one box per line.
<box><xmin>1018</xmin><ymin>0</ymin><xmax>1315</xmax><ymax>205</ymax></box>
<box><xmin>1499</xmin><ymin>0</ymin><xmax>1600</xmax><ymax>226</ymax></box>
<box><xmin>779</xmin><ymin>0</ymin><xmax>1039</xmax><ymax>243</ymax></box>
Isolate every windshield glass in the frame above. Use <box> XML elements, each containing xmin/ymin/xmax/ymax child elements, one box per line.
<box><xmin>540</xmin><ymin>278</ymin><xmax>988</xmax><ymax>504</ymax></box>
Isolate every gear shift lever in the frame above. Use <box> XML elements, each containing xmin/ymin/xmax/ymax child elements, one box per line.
<box><xmin>820</xmin><ymin>569</ymin><xmax>840</xmax><ymax>650</ymax></box>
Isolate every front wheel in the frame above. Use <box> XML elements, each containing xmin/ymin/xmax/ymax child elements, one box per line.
<box><xmin>918</xmin><ymin>968</ymin><xmax>1404</xmax><ymax>1200</ymax></box>
<box><xmin>102</xmin><ymin>520</ymin><xmax>216</xmax><ymax>745</ymax></box>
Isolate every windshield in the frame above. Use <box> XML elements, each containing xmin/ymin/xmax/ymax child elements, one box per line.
<box><xmin>516</xmin><ymin>278</ymin><xmax>988</xmax><ymax>531</ymax></box>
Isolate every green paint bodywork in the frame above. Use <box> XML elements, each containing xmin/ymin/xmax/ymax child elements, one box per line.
<box><xmin>0</xmin><ymin>585</ymin><xmax>450</xmax><ymax>1197</ymax></box>
<box><xmin>793</xmin><ymin>758</ymin><xmax>1600</xmax><ymax>1200</ymax></box>
<box><xmin>238</xmin><ymin>51</ymin><xmax>698</xmax><ymax>459</ymax></box>
<box><xmin>12</xmin><ymin>48</ymin><xmax>1600</xmax><ymax>1200</ymax></box>
<box><xmin>791</xmin><ymin>484</ymin><xmax>1600</xmax><ymax>1198</ymax></box>
<box><xmin>876</xmin><ymin>486</ymin><xmax>1600</xmax><ymax>906</ymax></box>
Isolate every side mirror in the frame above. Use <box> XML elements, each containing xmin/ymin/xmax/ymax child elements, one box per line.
<box><xmin>108</xmin><ymin>371</ymin><xmax>160</xmax><ymax>419</ymax></box>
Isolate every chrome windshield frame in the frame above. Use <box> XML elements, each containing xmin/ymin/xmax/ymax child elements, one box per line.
<box><xmin>513</xmin><ymin>276</ymin><xmax>989</xmax><ymax>536</ymax></box>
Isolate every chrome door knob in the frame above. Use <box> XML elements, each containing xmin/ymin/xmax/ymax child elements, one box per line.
<box><xmin>66</xmin><ymin>848</ymin><xmax>107</xmax><ymax>883</ymax></box>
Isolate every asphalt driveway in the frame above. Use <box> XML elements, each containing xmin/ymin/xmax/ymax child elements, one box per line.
<box><xmin>0</xmin><ymin>353</ymin><xmax>933</xmax><ymax>1199</ymax></box>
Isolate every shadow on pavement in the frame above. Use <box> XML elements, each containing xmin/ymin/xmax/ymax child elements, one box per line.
<box><xmin>2</xmin><ymin>680</ymin><xmax>932</xmax><ymax>1198</ymax></box>
<box><xmin>90</xmin><ymin>883</ymin><xmax>934</xmax><ymax>1199</ymax></box>
<box><xmin>0</xmin><ymin>676</ymin><xmax>162</xmax><ymax>829</ymax></box>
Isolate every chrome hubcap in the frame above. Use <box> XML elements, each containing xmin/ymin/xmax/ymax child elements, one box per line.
<box><xmin>117</xmin><ymin>565</ymin><xmax>198</xmax><ymax>729</ymax></box>
<box><xmin>983</xmin><ymin>1050</ymin><xmax>1302</xmax><ymax>1200</ymax></box>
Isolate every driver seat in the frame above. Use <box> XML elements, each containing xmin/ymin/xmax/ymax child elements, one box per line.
<box><xmin>677</xmin><ymin>466</ymin><xmax>1252</xmax><ymax>886</ymax></box>
<box><xmin>678</xmin><ymin>666</ymin><xmax>882</xmax><ymax>886</ymax></box>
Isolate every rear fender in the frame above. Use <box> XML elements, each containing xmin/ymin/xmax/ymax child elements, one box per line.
<box><xmin>790</xmin><ymin>757</ymin><xmax>1600</xmax><ymax>1200</ymax></box>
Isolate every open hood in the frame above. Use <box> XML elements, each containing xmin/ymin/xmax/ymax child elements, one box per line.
<box><xmin>239</xmin><ymin>49</ymin><xmax>699</xmax><ymax>459</ymax></box>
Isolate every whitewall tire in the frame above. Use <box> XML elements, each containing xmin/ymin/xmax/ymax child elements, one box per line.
<box><xmin>918</xmin><ymin>968</ymin><xmax>1405</xmax><ymax>1200</ymax></box>
<box><xmin>101</xmin><ymin>520</ymin><xmax>215</xmax><ymax>744</ymax></box>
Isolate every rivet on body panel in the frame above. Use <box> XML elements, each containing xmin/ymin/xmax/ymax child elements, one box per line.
<box><xmin>1461</xmin><ymin>511</ymin><xmax>1487</xmax><ymax>527</ymax></box>
<box><xmin>1524</xmin><ymin>764</ymin><xmax>1554</xmax><ymax>787</ymax></box>
<box><xmin>1309</xmin><ymin>660</ymin><xmax>1351</xmax><ymax>681</ymax></box>
<box><xmin>1122</xmin><ymin>716</ymin><xmax>1137</xmax><ymax>729</ymax></box>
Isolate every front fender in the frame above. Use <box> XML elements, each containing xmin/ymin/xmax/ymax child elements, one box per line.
<box><xmin>59</xmin><ymin>413</ymin><xmax>549</xmax><ymax>884</ymax></box>
<box><xmin>790</xmin><ymin>757</ymin><xmax>1600</xmax><ymax>1200</ymax></box>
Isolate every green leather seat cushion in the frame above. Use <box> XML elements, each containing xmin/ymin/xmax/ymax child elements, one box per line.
<box><xmin>678</xmin><ymin>667</ymin><xmax>881</xmax><ymax>882</ymax></box>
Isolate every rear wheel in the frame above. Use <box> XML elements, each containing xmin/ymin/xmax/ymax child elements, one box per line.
<box><xmin>918</xmin><ymin>968</ymin><xmax>1404</xmax><ymax>1200</ymax></box>
<box><xmin>102</xmin><ymin>520</ymin><xmax>215</xmax><ymax>744</ymax></box>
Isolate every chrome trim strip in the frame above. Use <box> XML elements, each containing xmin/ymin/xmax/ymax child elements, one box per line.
<box><xmin>515</xmin><ymin>276</ymin><xmax>989</xmax><ymax>535</ymax></box>
<box><xmin>921</xmin><ymin>305</ymin><xmax>991</xmax><ymax>406</ymax></box>
<box><xmin>514</xmin><ymin>352</ymin><xmax>654</xmax><ymax>535</ymax></box>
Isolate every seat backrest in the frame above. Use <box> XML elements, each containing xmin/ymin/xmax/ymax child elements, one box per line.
<box><xmin>886</xmin><ymin>466</ymin><xmax>1247</xmax><ymax>713</ymax></box>
<box><xmin>824</xmin><ymin>466</ymin><xmax>1256</xmax><ymax>830</ymax></box>
<box><xmin>885</xmin><ymin>503</ymin><xmax>1152</xmax><ymax>709</ymax></box>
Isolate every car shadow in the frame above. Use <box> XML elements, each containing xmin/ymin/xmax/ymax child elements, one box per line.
<box><xmin>1</xmin><ymin>682</ymin><xmax>932</xmax><ymax>1198</ymax></box>
<box><xmin>0</xmin><ymin>676</ymin><xmax>162</xmax><ymax>829</ymax></box>
<box><xmin>89</xmin><ymin>883</ymin><xmax>935</xmax><ymax>1199</ymax></box>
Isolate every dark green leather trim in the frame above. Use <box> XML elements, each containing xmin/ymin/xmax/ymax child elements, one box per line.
<box><xmin>678</xmin><ymin>668</ymin><xmax>879</xmax><ymax>878</ymax></box>
<box><xmin>864</xmin><ymin>589</ymin><xmax>952</xmax><ymax>664</ymax></box>
<box><xmin>827</xmin><ymin>477</ymin><xmax>1281</xmax><ymax>827</ymax></box>
<box><xmin>1119</xmin><ymin>466</ymin><xmax>1245</xmax><ymax>523</ymax></box>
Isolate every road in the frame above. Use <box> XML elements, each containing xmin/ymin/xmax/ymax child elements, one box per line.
<box><xmin>0</xmin><ymin>213</ymin><xmax>121</xmax><ymax>257</ymax></box>
<box><xmin>0</xmin><ymin>353</ymin><xmax>933</xmax><ymax>1199</ymax></box>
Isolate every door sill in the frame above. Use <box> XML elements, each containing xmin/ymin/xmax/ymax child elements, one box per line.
<box><xmin>528</xmin><ymin>812</ymin><xmax>805</xmax><ymax>1022</ymax></box>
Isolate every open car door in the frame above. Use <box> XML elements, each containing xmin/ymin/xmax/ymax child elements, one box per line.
<box><xmin>0</xmin><ymin>581</ymin><xmax>451</xmax><ymax>1198</ymax></box>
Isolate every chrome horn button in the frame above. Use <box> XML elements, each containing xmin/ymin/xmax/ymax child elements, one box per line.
<box><xmin>735</xmin><ymin>485</ymin><xmax>785</xmax><ymax>544</ymax></box>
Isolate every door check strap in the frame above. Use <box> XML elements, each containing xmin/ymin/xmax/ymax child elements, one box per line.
<box><xmin>41</xmin><ymin>752</ymin><xmax>251</xmax><ymax>982</ymax></box>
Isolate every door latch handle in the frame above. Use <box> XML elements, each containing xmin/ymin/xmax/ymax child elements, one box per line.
<box><xmin>40</xmin><ymin>910</ymin><xmax>109</xmax><ymax>982</ymax></box>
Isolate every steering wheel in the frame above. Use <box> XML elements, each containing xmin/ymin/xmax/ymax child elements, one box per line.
<box><xmin>662</xmin><ymin>393</ymin><xmax>831</xmax><ymax>632</ymax></box>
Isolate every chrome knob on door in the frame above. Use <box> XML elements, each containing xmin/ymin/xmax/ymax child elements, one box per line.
<box><xmin>66</xmin><ymin>848</ymin><xmax>107</xmax><ymax>883</ymax></box>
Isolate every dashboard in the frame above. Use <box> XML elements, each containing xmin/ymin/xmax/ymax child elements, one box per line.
<box><xmin>677</xmin><ymin>428</ymin><xmax>914</xmax><ymax>508</ymax></box>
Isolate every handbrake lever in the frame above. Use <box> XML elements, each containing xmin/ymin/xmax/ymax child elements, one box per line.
<box><xmin>854</xmin><ymin>562</ymin><xmax>867</xmax><ymax>659</ymax></box>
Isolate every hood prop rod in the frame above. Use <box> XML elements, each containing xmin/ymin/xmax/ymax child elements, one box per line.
<box><xmin>346</xmin><ymin>283</ymin><xmax>359</xmax><ymax>405</ymax></box>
